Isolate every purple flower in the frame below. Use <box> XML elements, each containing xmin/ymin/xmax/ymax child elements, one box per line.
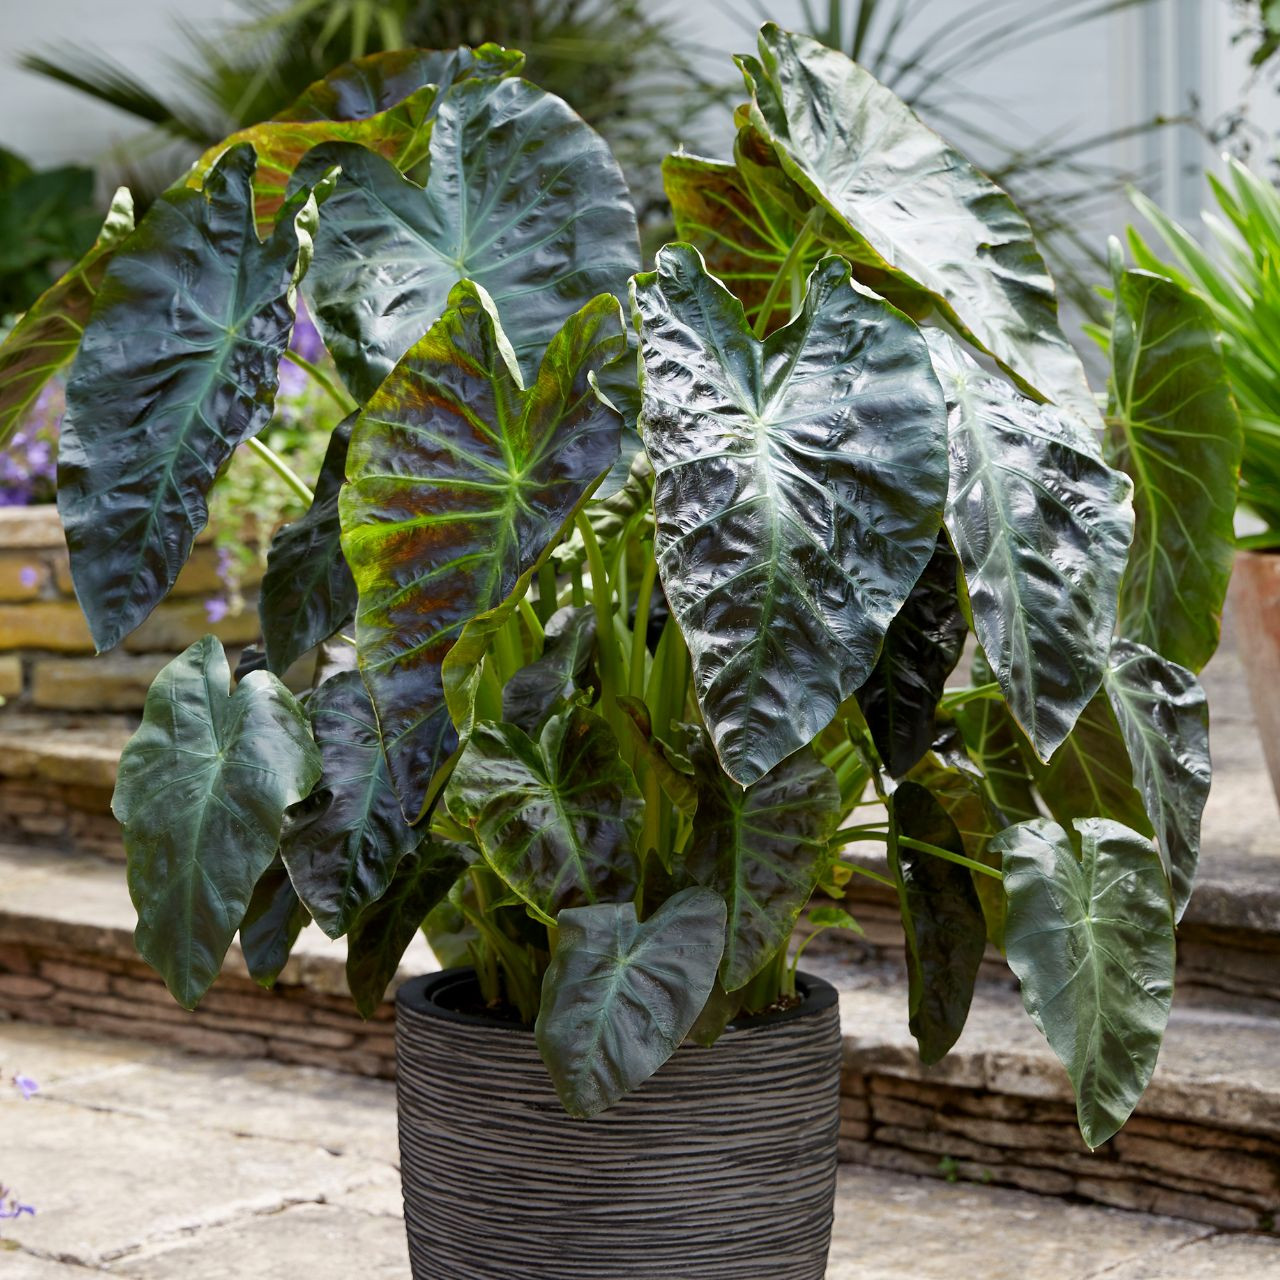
<box><xmin>0</xmin><ymin>1186</ymin><xmax>34</xmax><ymax>1219</ymax></box>
<box><xmin>204</xmin><ymin>597</ymin><xmax>230</xmax><ymax>624</ymax></box>
<box><xmin>11</xmin><ymin>1075</ymin><xmax>37</xmax><ymax>1100</ymax></box>
<box><xmin>289</xmin><ymin>297</ymin><xmax>324</xmax><ymax>363</ymax></box>
<box><xmin>277</xmin><ymin>359</ymin><xmax>309</xmax><ymax>399</ymax></box>
<box><xmin>18</xmin><ymin>567</ymin><xmax>38</xmax><ymax>590</ymax></box>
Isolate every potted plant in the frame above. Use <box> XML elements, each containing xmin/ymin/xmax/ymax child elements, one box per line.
<box><xmin>0</xmin><ymin>26</ymin><xmax>1215</xmax><ymax>1280</ymax></box>
<box><xmin>1126</xmin><ymin>164</ymin><xmax>1278</xmax><ymax>806</ymax></box>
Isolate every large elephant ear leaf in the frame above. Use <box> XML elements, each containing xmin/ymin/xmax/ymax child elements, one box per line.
<box><xmin>536</xmin><ymin>886</ymin><xmax>727</xmax><ymax>1117</ymax></box>
<box><xmin>339</xmin><ymin>283</ymin><xmax>625</xmax><ymax>816</ymax></box>
<box><xmin>929</xmin><ymin>331</ymin><xmax>1134</xmax><ymax>759</ymax></box>
<box><xmin>1104</xmin><ymin>638</ymin><xmax>1210</xmax><ymax>921</ymax></box>
<box><xmin>662</xmin><ymin>151</ymin><xmax>824</xmax><ymax>333</ymax></box>
<box><xmin>1106</xmin><ymin>258</ymin><xmax>1243</xmax><ymax>672</ymax></box>
<box><xmin>995</xmin><ymin>818</ymin><xmax>1175</xmax><ymax>1149</ymax></box>
<box><xmin>280</xmin><ymin>671</ymin><xmax>421</xmax><ymax>940</ymax></box>
<box><xmin>856</xmin><ymin>534</ymin><xmax>967</xmax><ymax>778</ymax></box>
<box><xmin>686</xmin><ymin>737</ymin><xmax>840</xmax><ymax>991</ymax></box>
<box><xmin>634</xmin><ymin>244</ymin><xmax>948</xmax><ymax>785</ymax></box>
<box><xmin>112</xmin><ymin>636</ymin><xmax>322</xmax><ymax>1009</ymax></box>
<box><xmin>345</xmin><ymin>838</ymin><xmax>474</xmax><ymax>1018</ymax></box>
<box><xmin>0</xmin><ymin>186</ymin><xmax>134</xmax><ymax>448</ymax></box>
<box><xmin>239</xmin><ymin>858</ymin><xmax>309</xmax><ymax>988</ymax></box>
<box><xmin>259</xmin><ymin>414</ymin><xmax>358</xmax><ymax>676</ymax></box>
<box><xmin>185</xmin><ymin>87</ymin><xmax>438</xmax><ymax>235</ymax></box>
<box><xmin>738</xmin><ymin>24</ymin><xmax>1096</xmax><ymax>425</ymax></box>
<box><xmin>889</xmin><ymin>781</ymin><xmax>987</xmax><ymax>1064</ymax></box>
<box><xmin>57</xmin><ymin>144</ymin><xmax>325</xmax><ymax>654</ymax></box>
<box><xmin>276</xmin><ymin>44</ymin><xmax>524</xmax><ymax>122</ymax></box>
<box><xmin>445</xmin><ymin>706</ymin><xmax>642</xmax><ymax>922</ymax></box>
<box><xmin>304</xmin><ymin>76</ymin><xmax>640</xmax><ymax>400</ymax></box>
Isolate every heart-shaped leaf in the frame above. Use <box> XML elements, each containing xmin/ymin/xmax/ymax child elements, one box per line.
<box><xmin>1106</xmin><ymin>260</ymin><xmax>1243</xmax><ymax>672</ymax></box>
<box><xmin>339</xmin><ymin>283</ymin><xmax>625</xmax><ymax>815</ymax></box>
<box><xmin>0</xmin><ymin>186</ymin><xmax>134</xmax><ymax>448</ymax></box>
<box><xmin>1104</xmin><ymin>638</ymin><xmax>1210</xmax><ymax>920</ymax></box>
<box><xmin>259</xmin><ymin>414</ymin><xmax>358</xmax><ymax>676</ymax></box>
<box><xmin>634</xmin><ymin>245</ymin><xmax>948</xmax><ymax>785</ymax></box>
<box><xmin>279</xmin><ymin>671</ymin><xmax>421</xmax><ymax>939</ymax></box>
<box><xmin>995</xmin><ymin>817</ymin><xmax>1175</xmax><ymax>1148</ymax></box>
<box><xmin>277</xmin><ymin>45</ymin><xmax>523</xmax><ymax>122</ymax></box>
<box><xmin>738</xmin><ymin>25</ymin><xmax>1097</xmax><ymax>424</ymax></box>
<box><xmin>929</xmin><ymin>331</ymin><xmax>1133</xmax><ymax>759</ymax></box>
<box><xmin>1032</xmin><ymin>693</ymin><xmax>1154</xmax><ymax>844</ymax></box>
<box><xmin>663</xmin><ymin>151</ymin><xmax>823</xmax><ymax>334</ymax></box>
<box><xmin>889</xmin><ymin>781</ymin><xmax>987</xmax><ymax>1064</ymax></box>
<box><xmin>856</xmin><ymin>535</ymin><xmax>966</xmax><ymax>778</ymax></box>
<box><xmin>57</xmin><ymin>145</ymin><xmax>325</xmax><ymax>653</ymax></box>
<box><xmin>501</xmin><ymin>606</ymin><xmax>596</xmax><ymax>735</ymax></box>
<box><xmin>186</xmin><ymin>86</ymin><xmax>439</xmax><ymax>235</ymax></box>
<box><xmin>303</xmin><ymin>76</ymin><xmax>640</xmax><ymax>400</ymax></box>
<box><xmin>113</xmin><ymin>636</ymin><xmax>322</xmax><ymax>1009</ymax></box>
<box><xmin>344</xmin><ymin>838</ymin><xmax>474</xmax><ymax>1017</ymax></box>
<box><xmin>686</xmin><ymin>737</ymin><xmax>840</xmax><ymax>990</ymax></box>
<box><xmin>239</xmin><ymin>858</ymin><xmax>309</xmax><ymax>988</ymax></box>
<box><xmin>445</xmin><ymin>706</ymin><xmax>642</xmax><ymax>921</ymax></box>
<box><xmin>535</xmin><ymin>886</ymin><xmax>727</xmax><ymax>1117</ymax></box>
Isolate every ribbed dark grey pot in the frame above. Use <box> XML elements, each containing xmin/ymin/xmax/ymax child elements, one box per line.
<box><xmin>395</xmin><ymin>969</ymin><xmax>842</xmax><ymax>1280</ymax></box>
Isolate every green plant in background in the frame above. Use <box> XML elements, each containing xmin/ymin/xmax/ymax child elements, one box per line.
<box><xmin>1126</xmin><ymin>160</ymin><xmax>1280</xmax><ymax>549</ymax></box>
<box><xmin>0</xmin><ymin>147</ymin><xmax>100</xmax><ymax>318</ymax></box>
<box><xmin>20</xmin><ymin>0</ymin><xmax>719</xmax><ymax>228</ymax></box>
<box><xmin>0</xmin><ymin>27</ymin><xmax>1223</xmax><ymax>1147</ymax></box>
<box><xmin>718</xmin><ymin>0</ymin><xmax>1172</xmax><ymax>322</ymax></box>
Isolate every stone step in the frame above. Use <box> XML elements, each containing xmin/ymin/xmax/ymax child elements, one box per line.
<box><xmin>0</xmin><ymin>844</ymin><xmax>437</xmax><ymax>1079</ymax></box>
<box><xmin>822</xmin><ymin>957</ymin><xmax>1280</xmax><ymax>1234</ymax></box>
<box><xmin>1</xmin><ymin>845</ymin><xmax>1276</xmax><ymax>1237</ymax></box>
<box><xmin>2</xmin><ymin>1019</ymin><xmax>1276</xmax><ymax>1279</ymax></box>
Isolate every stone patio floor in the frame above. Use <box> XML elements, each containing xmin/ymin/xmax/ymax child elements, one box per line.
<box><xmin>2</xmin><ymin>1020</ymin><xmax>1277</xmax><ymax>1279</ymax></box>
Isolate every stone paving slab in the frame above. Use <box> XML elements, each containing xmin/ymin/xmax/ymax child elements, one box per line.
<box><xmin>1</xmin><ymin>1022</ymin><xmax>1277</xmax><ymax>1279</ymax></box>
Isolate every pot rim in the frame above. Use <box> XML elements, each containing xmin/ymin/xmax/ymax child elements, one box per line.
<box><xmin>396</xmin><ymin>967</ymin><xmax>839</xmax><ymax>1036</ymax></box>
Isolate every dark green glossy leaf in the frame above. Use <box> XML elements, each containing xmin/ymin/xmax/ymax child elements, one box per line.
<box><xmin>279</xmin><ymin>671</ymin><xmax>419</xmax><ymax>939</ymax></box>
<box><xmin>0</xmin><ymin>186</ymin><xmax>133</xmax><ymax>448</ymax></box>
<box><xmin>502</xmin><ymin>606</ymin><xmax>595</xmax><ymax>735</ymax></box>
<box><xmin>277</xmin><ymin>45</ymin><xmax>523</xmax><ymax>122</ymax></box>
<box><xmin>906</xmin><ymin>736</ymin><xmax>1008</xmax><ymax>948</ymax></box>
<box><xmin>113</xmin><ymin>636</ymin><xmax>322</xmax><ymax>1009</ymax></box>
<box><xmin>686</xmin><ymin>979</ymin><xmax>743</xmax><ymax>1048</ymax></box>
<box><xmin>339</xmin><ymin>283</ymin><xmax>625</xmax><ymax>815</ymax></box>
<box><xmin>1107</xmin><ymin>260</ymin><xmax>1243</xmax><ymax>672</ymax></box>
<box><xmin>344</xmin><ymin>838</ymin><xmax>473</xmax><ymax>1017</ymax></box>
<box><xmin>535</xmin><ymin>886</ymin><xmax>727</xmax><ymax>1117</ymax></box>
<box><xmin>663</xmin><ymin>151</ymin><xmax>823</xmax><ymax>333</ymax></box>
<box><xmin>929</xmin><ymin>332</ymin><xmax>1133</xmax><ymax>760</ymax></box>
<box><xmin>856</xmin><ymin>534</ymin><xmax>966</xmax><ymax>778</ymax></box>
<box><xmin>446</xmin><ymin>706</ymin><xmax>642</xmax><ymax>921</ymax></box>
<box><xmin>304</xmin><ymin>76</ymin><xmax>640</xmax><ymax>400</ymax></box>
<box><xmin>1033</xmin><ymin>690</ymin><xmax>1153</xmax><ymax>842</ymax></box>
<box><xmin>259</xmin><ymin>414</ymin><xmax>358</xmax><ymax>676</ymax></box>
<box><xmin>738</xmin><ymin>25</ymin><xmax>1097</xmax><ymax>424</ymax></box>
<box><xmin>634</xmin><ymin>245</ymin><xmax>948</xmax><ymax>785</ymax></box>
<box><xmin>952</xmin><ymin>654</ymin><xmax>1040</xmax><ymax>827</ymax></box>
<box><xmin>239</xmin><ymin>857</ymin><xmax>309</xmax><ymax>988</ymax></box>
<box><xmin>1104</xmin><ymin>638</ymin><xmax>1210</xmax><ymax>921</ymax></box>
<box><xmin>186</xmin><ymin>86</ymin><xmax>438</xmax><ymax>235</ymax></box>
<box><xmin>58</xmin><ymin>146</ymin><xmax>323</xmax><ymax>654</ymax></box>
<box><xmin>687</xmin><ymin>736</ymin><xmax>840</xmax><ymax>991</ymax></box>
<box><xmin>995</xmin><ymin>817</ymin><xmax>1175</xmax><ymax>1148</ymax></box>
<box><xmin>889</xmin><ymin>781</ymin><xmax>987</xmax><ymax>1064</ymax></box>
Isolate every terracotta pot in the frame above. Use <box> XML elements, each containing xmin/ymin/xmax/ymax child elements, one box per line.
<box><xmin>1229</xmin><ymin>549</ymin><xmax>1280</xmax><ymax>804</ymax></box>
<box><xmin>394</xmin><ymin>968</ymin><xmax>842</xmax><ymax>1280</ymax></box>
